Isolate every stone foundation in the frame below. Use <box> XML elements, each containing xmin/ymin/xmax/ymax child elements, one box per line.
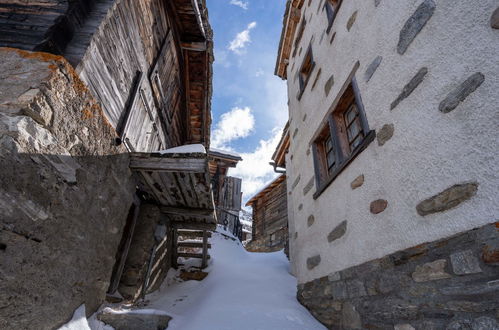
<box><xmin>0</xmin><ymin>48</ymin><xmax>135</xmax><ymax>329</ymax></box>
<box><xmin>297</xmin><ymin>223</ymin><xmax>499</xmax><ymax>329</ymax></box>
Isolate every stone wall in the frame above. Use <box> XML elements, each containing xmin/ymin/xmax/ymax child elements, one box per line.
<box><xmin>297</xmin><ymin>223</ymin><xmax>499</xmax><ymax>329</ymax></box>
<box><xmin>0</xmin><ymin>48</ymin><xmax>135</xmax><ymax>329</ymax></box>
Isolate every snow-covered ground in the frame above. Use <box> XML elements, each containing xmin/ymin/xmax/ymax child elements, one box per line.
<box><xmin>61</xmin><ymin>228</ymin><xmax>325</xmax><ymax>330</ymax></box>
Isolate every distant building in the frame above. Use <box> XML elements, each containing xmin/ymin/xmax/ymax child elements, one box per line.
<box><xmin>275</xmin><ymin>0</ymin><xmax>499</xmax><ymax>328</ymax></box>
<box><xmin>245</xmin><ymin>124</ymin><xmax>290</xmax><ymax>253</ymax></box>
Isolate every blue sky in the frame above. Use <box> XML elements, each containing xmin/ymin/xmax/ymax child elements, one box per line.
<box><xmin>206</xmin><ymin>0</ymin><xmax>288</xmax><ymax>201</ymax></box>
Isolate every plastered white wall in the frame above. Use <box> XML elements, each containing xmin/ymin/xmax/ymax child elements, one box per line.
<box><xmin>284</xmin><ymin>0</ymin><xmax>499</xmax><ymax>284</ymax></box>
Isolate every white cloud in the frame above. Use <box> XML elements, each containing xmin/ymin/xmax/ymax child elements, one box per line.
<box><xmin>228</xmin><ymin>22</ymin><xmax>257</xmax><ymax>54</ymax></box>
<box><xmin>229</xmin><ymin>0</ymin><xmax>249</xmax><ymax>10</ymax></box>
<box><xmin>255</xmin><ymin>68</ymin><xmax>264</xmax><ymax>77</ymax></box>
<box><xmin>211</xmin><ymin>107</ymin><xmax>255</xmax><ymax>148</ymax></box>
<box><xmin>229</xmin><ymin>127</ymin><xmax>283</xmax><ymax>202</ymax></box>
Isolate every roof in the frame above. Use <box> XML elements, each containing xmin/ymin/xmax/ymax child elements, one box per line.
<box><xmin>208</xmin><ymin>148</ymin><xmax>242</xmax><ymax>161</ymax></box>
<box><xmin>271</xmin><ymin>122</ymin><xmax>290</xmax><ymax>168</ymax></box>
<box><xmin>245</xmin><ymin>175</ymin><xmax>286</xmax><ymax>207</ymax></box>
<box><xmin>274</xmin><ymin>0</ymin><xmax>304</xmax><ymax>79</ymax></box>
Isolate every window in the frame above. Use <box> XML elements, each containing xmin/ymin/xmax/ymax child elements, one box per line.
<box><xmin>312</xmin><ymin>78</ymin><xmax>375</xmax><ymax>197</ymax></box>
<box><xmin>325</xmin><ymin>0</ymin><xmax>342</xmax><ymax>32</ymax></box>
<box><xmin>298</xmin><ymin>46</ymin><xmax>315</xmax><ymax>99</ymax></box>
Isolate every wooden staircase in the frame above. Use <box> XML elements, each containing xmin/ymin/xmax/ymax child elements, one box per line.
<box><xmin>173</xmin><ymin>230</ymin><xmax>212</xmax><ymax>269</ymax></box>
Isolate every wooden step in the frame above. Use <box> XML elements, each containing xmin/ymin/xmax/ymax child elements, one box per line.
<box><xmin>177</xmin><ymin>230</ymin><xmax>212</xmax><ymax>239</ymax></box>
<box><xmin>178</xmin><ymin>242</ymin><xmax>212</xmax><ymax>249</ymax></box>
<box><xmin>178</xmin><ymin>252</ymin><xmax>211</xmax><ymax>259</ymax></box>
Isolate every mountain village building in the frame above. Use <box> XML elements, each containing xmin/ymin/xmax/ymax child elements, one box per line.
<box><xmin>275</xmin><ymin>0</ymin><xmax>499</xmax><ymax>328</ymax></box>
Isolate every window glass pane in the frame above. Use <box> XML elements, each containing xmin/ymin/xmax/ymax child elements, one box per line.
<box><xmin>327</xmin><ymin>151</ymin><xmax>336</xmax><ymax>167</ymax></box>
<box><xmin>345</xmin><ymin>104</ymin><xmax>358</xmax><ymax>125</ymax></box>
<box><xmin>351</xmin><ymin>134</ymin><xmax>362</xmax><ymax>149</ymax></box>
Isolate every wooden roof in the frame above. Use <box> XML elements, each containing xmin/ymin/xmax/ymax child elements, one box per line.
<box><xmin>245</xmin><ymin>175</ymin><xmax>287</xmax><ymax>207</ymax></box>
<box><xmin>275</xmin><ymin>0</ymin><xmax>304</xmax><ymax>79</ymax></box>
<box><xmin>271</xmin><ymin>121</ymin><xmax>290</xmax><ymax>169</ymax></box>
<box><xmin>130</xmin><ymin>151</ymin><xmax>216</xmax><ymax>229</ymax></box>
<box><xmin>207</xmin><ymin>149</ymin><xmax>242</xmax><ymax>177</ymax></box>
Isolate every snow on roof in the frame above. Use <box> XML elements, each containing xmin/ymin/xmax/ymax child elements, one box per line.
<box><xmin>209</xmin><ymin>147</ymin><xmax>242</xmax><ymax>159</ymax></box>
<box><xmin>159</xmin><ymin>144</ymin><xmax>206</xmax><ymax>154</ymax></box>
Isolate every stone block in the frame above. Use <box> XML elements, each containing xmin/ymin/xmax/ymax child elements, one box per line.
<box><xmin>324</xmin><ymin>74</ymin><xmax>334</xmax><ymax>96</ymax></box>
<box><xmin>98</xmin><ymin>310</ymin><xmax>172</xmax><ymax>330</ymax></box>
<box><xmin>328</xmin><ymin>220</ymin><xmax>347</xmax><ymax>243</ymax></box>
<box><xmin>307</xmin><ymin>214</ymin><xmax>315</xmax><ymax>227</ymax></box>
<box><xmin>491</xmin><ymin>7</ymin><xmax>499</xmax><ymax>29</ymax></box>
<box><xmin>346</xmin><ymin>279</ymin><xmax>367</xmax><ymax>298</ymax></box>
<box><xmin>307</xmin><ymin>255</ymin><xmax>321</xmax><ymax>270</ymax></box>
<box><xmin>364</xmin><ymin>56</ymin><xmax>382</xmax><ymax>82</ymax></box>
<box><xmin>482</xmin><ymin>243</ymin><xmax>499</xmax><ymax>265</ymax></box>
<box><xmin>331</xmin><ymin>281</ymin><xmax>348</xmax><ymax>300</ymax></box>
<box><xmin>395</xmin><ymin>325</ymin><xmax>415</xmax><ymax>330</ymax></box>
<box><xmin>472</xmin><ymin>317</ymin><xmax>499</xmax><ymax>330</ymax></box>
<box><xmin>377</xmin><ymin>124</ymin><xmax>394</xmax><ymax>146</ymax></box>
<box><xmin>370</xmin><ymin>199</ymin><xmax>388</xmax><ymax>214</ymax></box>
<box><xmin>328</xmin><ymin>272</ymin><xmax>341</xmax><ymax>282</ymax></box>
<box><xmin>397</xmin><ymin>0</ymin><xmax>436</xmax><ymax>54</ymax></box>
<box><xmin>450</xmin><ymin>250</ymin><xmax>482</xmax><ymax>275</ymax></box>
<box><xmin>347</xmin><ymin>11</ymin><xmax>358</xmax><ymax>31</ymax></box>
<box><xmin>342</xmin><ymin>302</ymin><xmax>362</xmax><ymax>329</ymax></box>
<box><xmin>439</xmin><ymin>73</ymin><xmax>485</xmax><ymax>113</ymax></box>
<box><xmin>412</xmin><ymin>259</ymin><xmax>451</xmax><ymax>282</ymax></box>
<box><xmin>416</xmin><ymin>182</ymin><xmax>478</xmax><ymax>216</ymax></box>
<box><xmin>303</xmin><ymin>176</ymin><xmax>315</xmax><ymax>196</ymax></box>
<box><xmin>350</xmin><ymin>175</ymin><xmax>364</xmax><ymax>189</ymax></box>
<box><xmin>391</xmin><ymin>67</ymin><xmax>428</xmax><ymax>110</ymax></box>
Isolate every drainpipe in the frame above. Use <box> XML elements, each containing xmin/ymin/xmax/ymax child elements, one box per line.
<box><xmin>269</xmin><ymin>161</ymin><xmax>286</xmax><ymax>174</ymax></box>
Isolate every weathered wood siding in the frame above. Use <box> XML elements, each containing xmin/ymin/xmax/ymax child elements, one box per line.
<box><xmin>249</xmin><ymin>177</ymin><xmax>288</xmax><ymax>250</ymax></box>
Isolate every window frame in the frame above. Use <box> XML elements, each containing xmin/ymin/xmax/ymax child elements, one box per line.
<box><xmin>312</xmin><ymin>77</ymin><xmax>375</xmax><ymax>198</ymax></box>
<box><xmin>297</xmin><ymin>45</ymin><xmax>315</xmax><ymax>100</ymax></box>
<box><xmin>325</xmin><ymin>0</ymin><xmax>343</xmax><ymax>33</ymax></box>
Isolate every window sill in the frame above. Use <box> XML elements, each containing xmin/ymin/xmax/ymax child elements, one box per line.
<box><xmin>297</xmin><ymin>62</ymin><xmax>316</xmax><ymax>101</ymax></box>
<box><xmin>313</xmin><ymin>130</ymin><xmax>375</xmax><ymax>200</ymax></box>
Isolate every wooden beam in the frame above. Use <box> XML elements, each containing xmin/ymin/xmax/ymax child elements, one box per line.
<box><xmin>178</xmin><ymin>242</ymin><xmax>211</xmax><ymax>249</ymax></box>
<box><xmin>172</xmin><ymin>222</ymin><xmax>216</xmax><ymax>231</ymax></box>
<box><xmin>161</xmin><ymin>206</ymin><xmax>215</xmax><ymax>218</ymax></box>
<box><xmin>177</xmin><ymin>230</ymin><xmax>212</xmax><ymax>238</ymax></box>
<box><xmin>181</xmin><ymin>41</ymin><xmax>206</xmax><ymax>51</ymax></box>
<box><xmin>178</xmin><ymin>252</ymin><xmax>211</xmax><ymax>259</ymax></box>
<box><xmin>130</xmin><ymin>154</ymin><xmax>206</xmax><ymax>173</ymax></box>
<box><xmin>201</xmin><ymin>230</ymin><xmax>208</xmax><ymax>268</ymax></box>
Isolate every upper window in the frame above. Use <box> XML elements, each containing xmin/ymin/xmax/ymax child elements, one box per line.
<box><xmin>312</xmin><ymin>78</ymin><xmax>375</xmax><ymax>197</ymax></box>
<box><xmin>298</xmin><ymin>46</ymin><xmax>315</xmax><ymax>99</ymax></box>
<box><xmin>325</xmin><ymin>0</ymin><xmax>342</xmax><ymax>32</ymax></box>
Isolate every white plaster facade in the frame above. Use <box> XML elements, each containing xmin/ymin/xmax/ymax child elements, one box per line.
<box><xmin>278</xmin><ymin>0</ymin><xmax>499</xmax><ymax>284</ymax></box>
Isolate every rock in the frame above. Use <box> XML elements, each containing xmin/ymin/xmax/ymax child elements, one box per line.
<box><xmin>98</xmin><ymin>310</ymin><xmax>172</xmax><ymax>330</ymax></box>
<box><xmin>307</xmin><ymin>255</ymin><xmax>321</xmax><ymax>270</ymax></box>
<box><xmin>377</xmin><ymin>124</ymin><xmax>394</xmax><ymax>146</ymax></box>
<box><xmin>346</xmin><ymin>279</ymin><xmax>367</xmax><ymax>298</ymax></box>
<box><xmin>328</xmin><ymin>220</ymin><xmax>347</xmax><ymax>243</ymax></box>
<box><xmin>397</xmin><ymin>0</ymin><xmax>436</xmax><ymax>54</ymax></box>
<box><xmin>325</xmin><ymin>74</ymin><xmax>334</xmax><ymax>96</ymax></box>
<box><xmin>347</xmin><ymin>11</ymin><xmax>358</xmax><ymax>31</ymax></box>
<box><xmin>482</xmin><ymin>244</ymin><xmax>499</xmax><ymax>264</ymax></box>
<box><xmin>328</xmin><ymin>272</ymin><xmax>341</xmax><ymax>282</ymax></box>
<box><xmin>350</xmin><ymin>175</ymin><xmax>364</xmax><ymax>189</ymax></box>
<box><xmin>450</xmin><ymin>250</ymin><xmax>482</xmax><ymax>275</ymax></box>
<box><xmin>395</xmin><ymin>325</ymin><xmax>416</xmax><ymax>330</ymax></box>
<box><xmin>416</xmin><ymin>182</ymin><xmax>478</xmax><ymax>216</ymax></box>
<box><xmin>331</xmin><ymin>281</ymin><xmax>348</xmax><ymax>300</ymax></box>
<box><xmin>491</xmin><ymin>7</ymin><xmax>499</xmax><ymax>29</ymax></box>
<box><xmin>307</xmin><ymin>214</ymin><xmax>315</xmax><ymax>227</ymax></box>
<box><xmin>391</xmin><ymin>67</ymin><xmax>428</xmax><ymax>110</ymax></box>
<box><xmin>374</xmin><ymin>0</ymin><xmax>381</xmax><ymax>7</ymax></box>
<box><xmin>446</xmin><ymin>319</ymin><xmax>473</xmax><ymax>330</ymax></box>
<box><xmin>370</xmin><ymin>199</ymin><xmax>388</xmax><ymax>214</ymax></box>
<box><xmin>341</xmin><ymin>302</ymin><xmax>362</xmax><ymax>329</ymax></box>
<box><xmin>439</xmin><ymin>73</ymin><xmax>485</xmax><ymax>113</ymax></box>
<box><xmin>303</xmin><ymin>177</ymin><xmax>315</xmax><ymax>195</ymax></box>
<box><xmin>472</xmin><ymin>317</ymin><xmax>499</xmax><ymax>330</ymax></box>
<box><xmin>364</xmin><ymin>56</ymin><xmax>382</xmax><ymax>82</ymax></box>
<box><xmin>412</xmin><ymin>259</ymin><xmax>451</xmax><ymax>282</ymax></box>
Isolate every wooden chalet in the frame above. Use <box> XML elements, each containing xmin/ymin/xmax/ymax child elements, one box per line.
<box><xmin>0</xmin><ymin>0</ymin><xmax>216</xmax><ymax>300</ymax></box>
<box><xmin>208</xmin><ymin>149</ymin><xmax>244</xmax><ymax>239</ymax></box>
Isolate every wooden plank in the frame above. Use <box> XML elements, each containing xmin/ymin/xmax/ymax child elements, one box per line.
<box><xmin>161</xmin><ymin>206</ymin><xmax>215</xmax><ymax>218</ymax></box>
<box><xmin>177</xmin><ymin>230</ymin><xmax>211</xmax><ymax>238</ymax></box>
<box><xmin>178</xmin><ymin>252</ymin><xmax>210</xmax><ymax>259</ymax></box>
<box><xmin>178</xmin><ymin>242</ymin><xmax>211</xmax><ymax>248</ymax></box>
<box><xmin>171</xmin><ymin>228</ymin><xmax>178</xmax><ymax>269</ymax></box>
<box><xmin>130</xmin><ymin>154</ymin><xmax>206</xmax><ymax>172</ymax></box>
<box><xmin>172</xmin><ymin>222</ymin><xmax>216</xmax><ymax>230</ymax></box>
<box><xmin>201</xmin><ymin>230</ymin><xmax>208</xmax><ymax>268</ymax></box>
<box><xmin>181</xmin><ymin>41</ymin><xmax>206</xmax><ymax>51</ymax></box>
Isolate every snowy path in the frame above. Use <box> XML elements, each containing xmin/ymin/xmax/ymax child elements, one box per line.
<box><xmin>145</xmin><ymin>230</ymin><xmax>326</xmax><ymax>330</ymax></box>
